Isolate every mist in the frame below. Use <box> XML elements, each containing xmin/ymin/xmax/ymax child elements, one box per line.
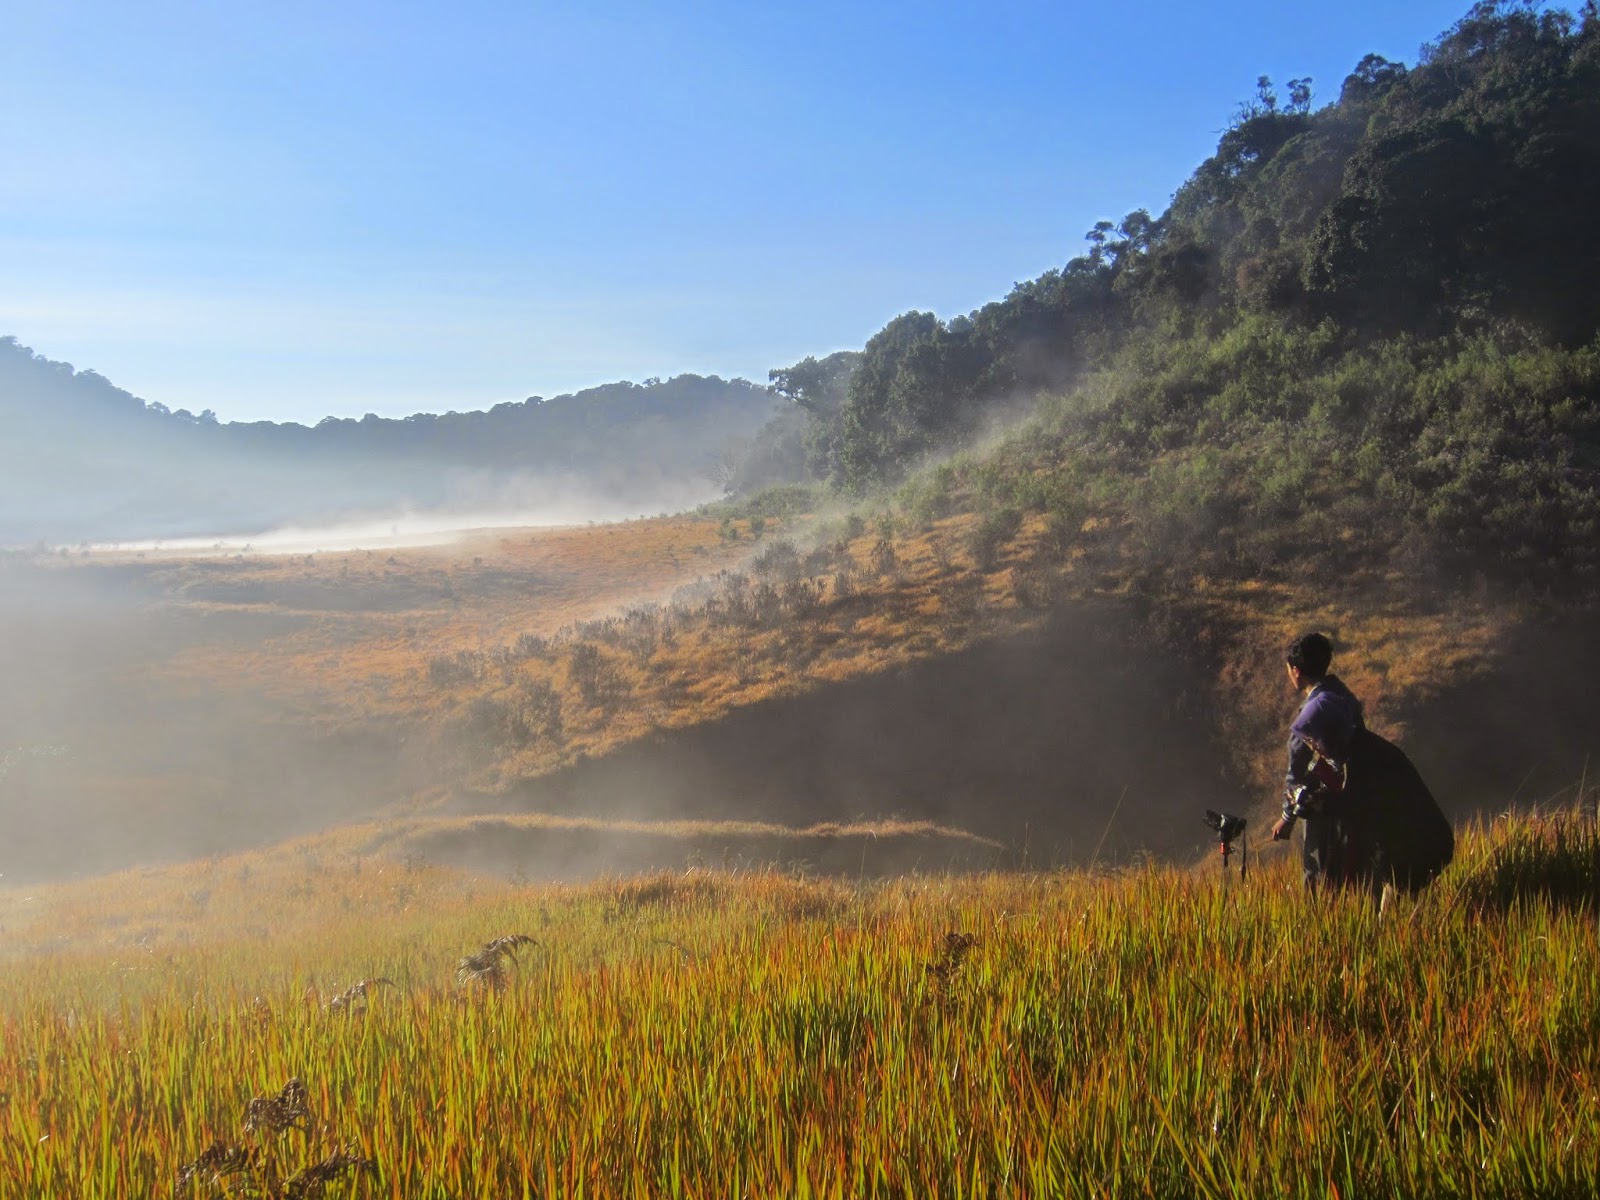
<box><xmin>85</xmin><ymin>476</ymin><xmax>723</xmax><ymax>558</ymax></box>
<box><xmin>0</xmin><ymin>338</ymin><xmax>776</xmax><ymax>547</ymax></box>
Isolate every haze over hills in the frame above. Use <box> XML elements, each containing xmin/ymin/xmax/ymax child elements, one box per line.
<box><xmin>2</xmin><ymin>1</ymin><xmax>1598</xmax><ymax>890</ymax></box>
<box><xmin>7</xmin><ymin>9</ymin><xmax>1600</xmax><ymax>1197</ymax></box>
<box><xmin>0</xmin><ymin>336</ymin><xmax>777</xmax><ymax>545</ymax></box>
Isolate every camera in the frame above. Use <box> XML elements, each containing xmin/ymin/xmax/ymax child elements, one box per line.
<box><xmin>1202</xmin><ymin>809</ymin><xmax>1247</xmax><ymax>847</ymax></box>
<box><xmin>1203</xmin><ymin>810</ymin><xmax>1249</xmax><ymax>878</ymax></box>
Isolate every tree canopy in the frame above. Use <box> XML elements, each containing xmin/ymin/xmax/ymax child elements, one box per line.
<box><xmin>739</xmin><ymin>2</ymin><xmax>1600</xmax><ymax>587</ymax></box>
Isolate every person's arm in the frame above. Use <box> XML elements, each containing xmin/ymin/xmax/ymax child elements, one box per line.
<box><xmin>1272</xmin><ymin>720</ymin><xmax>1321</xmax><ymax>841</ymax></box>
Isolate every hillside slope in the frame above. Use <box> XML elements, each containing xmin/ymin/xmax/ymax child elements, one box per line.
<box><xmin>5</xmin><ymin>4</ymin><xmax>1598</xmax><ymax>884</ymax></box>
<box><xmin>4</xmin><ymin>503</ymin><xmax>1590</xmax><ymax>885</ymax></box>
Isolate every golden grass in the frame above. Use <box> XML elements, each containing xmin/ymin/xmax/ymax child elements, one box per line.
<box><xmin>0</xmin><ymin>815</ymin><xmax>1004</xmax><ymax>959</ymax></box>
<box><xmin>0</xmin><ymin>813</ymin><xmax>1594</xmax><ymax>1197</ymax></box>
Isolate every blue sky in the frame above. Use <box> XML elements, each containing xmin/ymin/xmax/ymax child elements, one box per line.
<box><xmin>2</xmin><ymin>0</ymin><xmax>1474</xmax><ymax>424</ymax></box>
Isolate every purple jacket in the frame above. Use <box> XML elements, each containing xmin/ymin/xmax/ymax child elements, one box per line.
<box><xmin>1283</xmin><ymin>674</ymin><xmax>1365</xmax><ymax>816</ymax></box>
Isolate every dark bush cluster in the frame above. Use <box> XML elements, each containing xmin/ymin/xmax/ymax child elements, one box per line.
<box><xmin>427</xmin><ymin>649</ymin><xmax>486</xmax><ymax>688</ymax></box>
<box><xmin>568</xmin><ymin>643</ymin><xmax>631</xmax><ymax>711</ymax></box>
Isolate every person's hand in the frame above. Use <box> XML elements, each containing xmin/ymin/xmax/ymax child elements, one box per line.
<box><xmin>1271</xmin><ymin>816</ymin><xmax>1293</xmax><ymax>841</ymax></box>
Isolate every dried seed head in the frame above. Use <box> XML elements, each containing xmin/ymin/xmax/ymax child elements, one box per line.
<box><xmin>457</xmin><ymin>934</ymin><xmax>541</xmax><ymax>989</ymax></box>
<box><xmin>243</xmin><ymin>1078</ymin><xmax>311</xmax><ymax>1136</ymax></box>
<box><xmin>327</xmin><ymin>977</ymin><xmax>396</xmax><ymax>1015</ymax></box>
<box><xmin>924</xmin><ymin>931</ymin><xmax>978</xmax><ymax>998</ymax></box>
<box><xmin>283</xmin><ymin>1148</ymin><xmax>376</xmax><ymax>1200</ymax></box>
<box><xmin>175</xmin><ymin>1141</ymin><xmax>262</xmax><ymax>1192</ymax></box>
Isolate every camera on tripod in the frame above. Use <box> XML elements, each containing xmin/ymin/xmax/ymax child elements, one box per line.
<box><xmin>1203</xmin><ymin>809</ymin><xmax>1246</xmax><ymax>847</ymax></box>
<box><xmin>1202</xmin><ymin>809</ymin><xmax>1248</xmax><ymax>878</ymax></box>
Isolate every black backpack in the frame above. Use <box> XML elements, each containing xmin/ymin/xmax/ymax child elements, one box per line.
<box><xmin>1345</xmin><ymin>728</ymin><xmax>1455</xmax><ymax>892</ymax></box>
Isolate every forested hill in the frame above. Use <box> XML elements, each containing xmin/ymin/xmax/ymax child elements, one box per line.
<box><xmin>0</xmin><ymin>338</ymin><xmax>776</xmax><ymax>543</ymax></box>
<box><xmin>743</xmin><ymin>1</ymin><xmax>1600</xmax><ymax>589</ymax></box>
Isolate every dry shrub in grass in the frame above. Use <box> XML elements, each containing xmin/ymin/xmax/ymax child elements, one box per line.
<box><xmin>515</xmin><ymin>677</ymin><xmax>564</xmax><ymax>746</ymax></box>
<box><xmin>966</xmin><ymin>505</ymin><xmax>1023</xmax><ymax>570</ymax></box>
<box><xmin>869</xmin><ymin>538</ymin><xmax>899</xmax><ymax>578</ymax></box>
<box><xmin>283</xmin><ymin>1150</ymin><xmax>377</xmax><ymax>1200</ymax></box>
<box><xmin>243</xmin><ymin>1078</ymin><xmax>311</xmax><ymax>1135</ymax></box>
<box><xmin>457</xmin><ymin>934</ymin><xmax>541</xmax><ymax>989</ymax></box>
<box><xmin>802</xmin><ymin>541</ymin><xmax>846</xmax><ymax>576</ymax></box>
<box><xmin>935</xmin><ymin>576</ymin><xmax>983</xmax><ymax>635</ymax></box>
<box><xmin>732</xmin><ymin>646</ymin><xmax>762</xmax><ymax>687</ymax></box>
<box><xmin>426</xmin><ymin>649</ymin><xmax>485</xmax><ymax>689</ymax></box>
<box><xmin>752</xmin><ymin>537</ymin><xmax>802</xmax><ymax>583</ymax></box>
<box><xmin>751</xmin><ymin>581</ymin><xmax>784</xmax><ymax>628</ymax></box>
<box><xmin>568</xmin><ymin>643</ymin><xmax>630</xmax><ymax>710</ymax></box>
<box><xmin>326</xmin><ymin>977</ymin><xmax>395</xmax><ymax>1016</ymax></box>
<box><xmin>511</xmin><ymin>631</ymin><xmax>553</xmax><ymax>661</ymax></box>
<box><xmin>1040</xmin><ymin>506</ymin><xmax>1081</xmax><ymax>561</ymax></box>
<box><xmin>620</xmin><ymin>604</ymin><xmax>663</xmax><ymax>664</ymax></box>
<box><xmin>1011</xmin><ymin>564</ymin><xmax>1056</xmax><ymax>610</ymax></box>
<box><xmin>781</xmin><ymin>578</ymin><xmax>825</xmax><ymax>620</ymax></box>
<box><xmin>457</xmin><ymin>694</ymin><xmax>535</xmax><ymax>754</ymax></box>
<box><xmin>574</xmin><ymin>616</ymin><xmax>623</xmax><ymax>646</ymax></box>
<box><xmin>710</xmin><ymin>572</ymin><xmax>753</xmax><ymax>627</ymax></box>
<box><xmin>923</xmin><ymin>931</ymin><xmax>977</xmax><ymax>1001</ymax></box>
<box><xmin>176</xmin><ymin>1142</ymin><xmax>263</xmax><ymax>1194</ymax></box>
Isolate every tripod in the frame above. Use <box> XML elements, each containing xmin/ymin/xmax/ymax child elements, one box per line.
<box><xmin>1203</xmin><ymin>810</ymin><xmax>1248</xmax><ymax>881</ymax></box>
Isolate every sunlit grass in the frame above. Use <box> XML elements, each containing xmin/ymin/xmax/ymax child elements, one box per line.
<box><xmin>1</xmin><ymin>813</ymin><xmax>1595</xmax><ymax>1198</ymax></box>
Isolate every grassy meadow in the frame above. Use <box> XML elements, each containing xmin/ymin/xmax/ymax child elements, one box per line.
<box><xmin>1</xmin><ymin>809</ymin><xmax>1595</xmax><ymax>1199</ymax></box>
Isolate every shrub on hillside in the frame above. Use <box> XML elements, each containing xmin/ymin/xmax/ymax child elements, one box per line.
<box><xmin>896</xmin><ymin>467</ymin><xmax>957</xmax><ymax>528</ymax></box>
<box><xmin>512</xmin><ymin>632</ymin><xmax>553</xmax><ymax>661</ymax></box>
<box><xmin>728</xmin><ymin>483</ymin><xmax>819</xmax><ymax>519</ymax></box>
<box><xmin>966</xmin><ymin>506</ymin><xmax>1023</xmax><ymax>571</ymax></box>
<box><xmin>1012</xmin><ymin>565</ymin><xmax>1056</xmax><ymax>610</ymax></box>
<box><xmin>752</xmin><ymin>538</ymin><xmax>802</xmax><ymax>583</ymax></box>
<box><xmin>568</xmin><ymin>643</ymin><xmax>630</xmax><ymax>710</ymax></box>
<box><xmin>516</xmin><ymin>678</ymin><xmax>564</xmax><ymax>747</ymax></box>
<box><xmin>427</xmin><ymin>649</ymin><xmax>486</xmax><ymax>689</ymax></box>
<box><xmin>868</xmin><ymin>538</ymin><xmax>899</xmax><ymax>578</ymax></box>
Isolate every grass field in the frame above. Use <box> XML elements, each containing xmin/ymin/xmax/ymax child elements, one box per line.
<box><xmin>0</xmin><ymin>809</ymin><xmax>1594</xmax><ymax>1198</ymax></box>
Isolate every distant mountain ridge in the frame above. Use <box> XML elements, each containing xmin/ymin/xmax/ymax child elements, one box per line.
<box><xmin>0</xmin><ymin>336</ymin><xmax>778</xmax><ymax>543</ymax></box>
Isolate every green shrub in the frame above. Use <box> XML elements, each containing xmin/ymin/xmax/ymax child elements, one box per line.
<box><xmin>966</xmin><ymin>505</ymin><xmax>1023</xmax><ymax>571</ymax></box>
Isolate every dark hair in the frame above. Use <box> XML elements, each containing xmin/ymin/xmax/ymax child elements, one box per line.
<box><xmin>1285</xmin><ymin>632</ymin><xmax>1333</xmax><ymax>678</ymax></box>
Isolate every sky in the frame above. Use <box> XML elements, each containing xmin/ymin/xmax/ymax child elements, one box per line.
<box><xmin>1</xmin><ymin>0</ymin><xmax>1476</xmax><ymax>425</ymax></box>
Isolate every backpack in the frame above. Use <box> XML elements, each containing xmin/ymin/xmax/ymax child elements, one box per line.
<box><xmin>1345</xmin><ymin>728</ymin><xmax>1454</xmax><ymax>892</ymax></box>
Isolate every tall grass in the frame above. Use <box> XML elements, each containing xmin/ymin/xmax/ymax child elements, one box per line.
<box><xmin>1</xmin><ymin>816</ymin><xmax>1596</xmax><ymax>1198</ymax></box>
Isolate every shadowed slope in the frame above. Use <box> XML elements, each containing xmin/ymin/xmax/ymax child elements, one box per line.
<box><xmin>475</xmin><ymin>606</ymin><xmax>1241</xmax><ymax>868</ymax></box>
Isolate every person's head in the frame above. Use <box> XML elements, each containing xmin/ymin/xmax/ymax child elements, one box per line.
<box><xmin>1285</xmin><ymin>632</ymin><xmax>1333</xmax><ymax>690</ymax></box>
